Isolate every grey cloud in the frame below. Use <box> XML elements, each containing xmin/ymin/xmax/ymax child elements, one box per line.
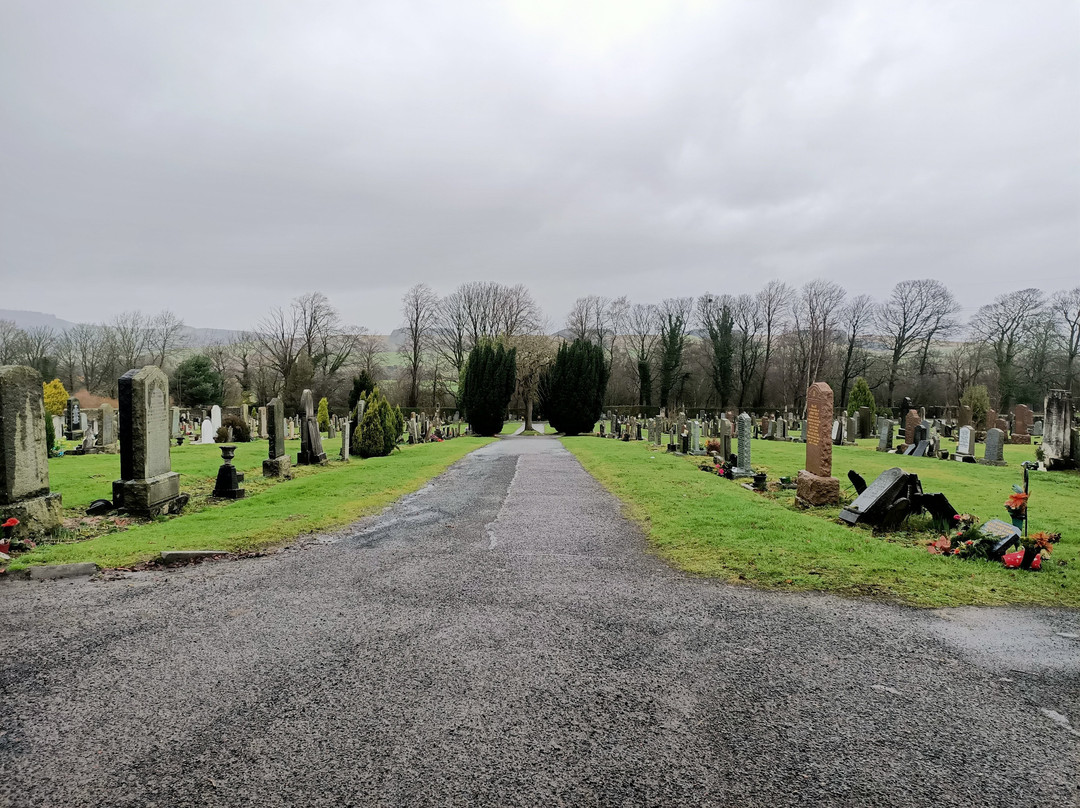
<box><xmin>1</xmin><ymin>0</ymin><xmax>1076</xmax><ymax>331</ymax></box>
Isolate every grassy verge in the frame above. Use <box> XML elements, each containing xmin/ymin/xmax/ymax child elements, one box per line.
<box><xmin>561</xmin><ymin>436</ymin><xmax>1079</xmax><ymax>607</ymax></box>
<box><xmin>11</xmin><ymin>437</ymin><xmax>493</xmax><ymax>571</ymax></box>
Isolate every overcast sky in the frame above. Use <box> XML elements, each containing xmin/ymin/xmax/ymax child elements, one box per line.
<box><xmin>1</xmin><ymin>1</ymin><xmax>1077</xmax><ymax>333</ymax></box>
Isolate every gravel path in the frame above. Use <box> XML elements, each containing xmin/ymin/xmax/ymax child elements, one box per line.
<box><xmin>1</xmin><ymin>436</ymin><xmax>1077</xmax><ymax>807</ymax></box>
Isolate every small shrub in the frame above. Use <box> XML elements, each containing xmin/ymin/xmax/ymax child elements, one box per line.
<box><xmin>42</xmin><ymin>379</ymin><xmax>69</xmax><ymax>417</ymax></box>
<box><xmin>705</xmin><ymin>438</ymin><xmax>722</xmax><ymax>455</ymax></box>
<box><xmin>317</xmin><ymin>397</ymin><xmax>330</xmax><ymax>432</ymax></box>
<box><xmin>215</xmin><ymin>414</ymin><xmax>251</xmax><ymax>443</ymax></box>
<box><xmin>846</xmin><ymin>377</ymin><xmax>876</xmax><ymax>419</ymax></box>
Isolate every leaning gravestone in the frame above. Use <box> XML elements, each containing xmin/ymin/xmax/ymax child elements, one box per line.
<box><xmin>732</xmin><ymin>413</ymin><xmax>754</xmax><ymax>477</ymax></box>
<box><xmin>112</xmin><ymin>366</ymin><xmax>186</xmax><ymax>516</ymax></box>
<box><xmin>796</xmin><ymin>382</ymin><xmax>840</xmax><ymax>506</ymax></box>
<box><xmin>838</xmin><ymin>467</ymin><xmax>908</xmax><ymax>526</ymax></box>
<box><xmin>978</xmin><ymin>428</ymin><xmax>1007</xmax><ymax>466</ymax></box>
<box><xmin>263</xmin><ymin>397</ymin><xmax>293</xmax><ymax>478</ymax></box>
<box><xmin>0</xmin><ymin>366</ymin><xmax>63</xmax><ymax>538</ymax></box>
<box><xmin>296</xmin><ymin>389</ymin><xmax>327</xmax><ymax>466</ymax></box>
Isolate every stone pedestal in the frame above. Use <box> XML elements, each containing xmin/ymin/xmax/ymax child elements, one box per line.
<box><xmin>112</xmin><ymin>472</ymin><xmax>183</xmax><ymax>516</ymax></box>
<box><xmin>796</xmin><ymin>470</ymin><xmax>840</xmax><ymax>506</ymax></box>
<box><xmin>2</xmin><ymin>494</ymin><xmax>62</xmax><ymax>541</ymax></box>
<box><xmin>263</xmin><ymin>456</ymin><xmax>293</xmax><ymax>479</ymax></box>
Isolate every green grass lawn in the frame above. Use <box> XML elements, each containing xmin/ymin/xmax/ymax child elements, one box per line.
<box><xmin>11</xmin><ymin>437</ymin><xmax>493</xmax><ymax>571</ymax></box>
<box><xmin>562</xmin><ymin>435</ymin><xmax>1080</xmax><ymax>607</ymax></box>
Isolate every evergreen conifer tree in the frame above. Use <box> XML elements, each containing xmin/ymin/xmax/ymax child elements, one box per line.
<box><xmin>461</xmin><ymin>342</ymin><xmax>517</xmax><ymax>436</ymax></box>
<box><xmin>544</xmin><ymin>339</ymin><xmax>609</xmax><ymax>435</ymax></box>
<box><xmin>846</xmin><ymin>377</ymin><xmax>877</xmax><ymax>418</ymax></box>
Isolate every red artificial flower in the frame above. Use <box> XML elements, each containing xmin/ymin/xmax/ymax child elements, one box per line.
<box><xmin>2</xmin><ymin>518</ymin><xmax>18</xmax><ymax>528</ymax></box>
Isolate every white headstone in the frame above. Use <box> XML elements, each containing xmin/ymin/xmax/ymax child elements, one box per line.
<box><xmin>200</xmin><ymin>418</ymin><xmax>215</xmax><ymax>444</ymax></box>
<box><xmin>210</xmin><ymin>405</ymin><xmax>222</xmax><ymax>431</ymax></box>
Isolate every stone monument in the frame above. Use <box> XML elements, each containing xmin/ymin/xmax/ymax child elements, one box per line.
<box><xmin>0</xmin><ymin>366</ymin><xmax>62</xmax><ymax>538</ymax></box>
<box><xmin>296</xmin><ymin>389</ymin><xmax>327</xmax><ymax>466</ymax></box>
<box><xmin>112</xmin><ymin>366</ymin><xmax>186</xmax><ymax>516</ymax></box>
<box><xmin>797</xmin><ymin>382</ymin><xmax>840</xmax><ymax>506</ymax></box>
<box><xmin>263</xmin><ymin>397</ymin><xmax>293</xmax><ymax>479</ymax></box>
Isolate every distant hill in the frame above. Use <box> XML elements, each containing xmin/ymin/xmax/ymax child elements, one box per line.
<box><xmin>0</xmin><ymin>309</ymin><xmax>247</xmax><ymax>347</ymax></box>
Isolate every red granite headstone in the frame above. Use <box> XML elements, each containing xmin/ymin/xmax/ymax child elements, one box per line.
<box><xmin>798</xmin><ymin>382</ymin><xmax>840</xmax><ymax>506</ymax></box>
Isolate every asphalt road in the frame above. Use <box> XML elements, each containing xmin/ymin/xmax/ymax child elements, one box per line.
<box><xmin>2</xmin><ymin>436</ymin><xmax>1077</xmax><ymax>807</ymax></box>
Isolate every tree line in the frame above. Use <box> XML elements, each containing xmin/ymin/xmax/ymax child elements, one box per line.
<box><xmin>3</xmin><ymin>280</ymin><xmax>1078</xmax><ymax>416</ymax></box>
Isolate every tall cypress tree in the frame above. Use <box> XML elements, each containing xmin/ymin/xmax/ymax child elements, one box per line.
<box><xmin>461</xmin><ymin>342</ymin><xmax>517</xmax><ymax>436</ymax></box>
<box><xmin>544</xmin><ymin>339</ymin><xmax>609</xmax><ymax>435</ymax></box>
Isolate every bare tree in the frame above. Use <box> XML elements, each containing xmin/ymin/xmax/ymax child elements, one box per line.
<box><xmin>1051</xmin><ymin>287</ymin><xmax>1080</xmax><ymax>393</ymax></box>
<box><xmin>53</xmin><ymin>330</ymin><xmax>80</xmax><ymax>391</ymax></box>
<box><xmin>70</xmin><ymin>323</ymin><xmax>112</xmax><ymax>394</ymax></box>
<box><xmin>754</xmin><ymin>280</ymin><xmax>792</xmax><ymax>406</ymax></box>
<box><xmin>109</xmin><ymin>311</ymin><xmax>150</xmax><ymax>372</ymax></box>
<box><xmin>149</xmin><ymin>310</ymin><xmax>186</xmax><ymax>368</ymax></box>
<box><xmin>400</xmin><ymin>283</ymin><xmax>439</xmax><ymax>408</ymax></box>
<box><xmin>512</xmin><ymin>333</ymin><xmax>557</xmax><ymax>430</ymax></box>
<box><xmin>731</xmin><ymin>294</ymin><xmax>762</xmax><ymax>407</ymax></box>
<box><xmin>971</xmin><ymin>288</ymin><xmax>1045</xmax><ymax>411</ymax></box>
<box><xmin>0</xmin><ymin>320</ymin><xmax>20</xmax><ymax>365</ymax></box>
<box><xmin>564</xmin><ymin>295</ymin><xmax>608</xmax><ymax>344</ymax></box>
<box><xmin>626</xmin><ymin>303</ymin><xmax>658</xmax><ymax>405</ymax></box>
<box><xmin>356</xmin><ymin>332</ymin><xmax>386</xmax><ymax>381</ymax></box>
<box><xmin>877</xmin><ymin>279</ymin><xmax>955</xmax><ymax>406</ymax></box>
<box><xmin>791</xmin><ymin>280</ymin><xmax>845</xmax><ymax>407</ymax></box>
<box><xmin>434</xmin><ymin>288</ymin><xmax>471</xmax><ymax>375</ymax></box>
<box><xmin>697</xmin><ymin>294</ymin><xmax>736</xmax><ymax>408</ymax></box>
<box><xmin>17</xmin><ymin>326</ymin><xmax>57</xmax><ymax>378</ymax></box>
<box><xmin>836</xmin><ymin>294</ymin><xmax>878</xmax><ymax>407</ymax></box>
<box><xmin>946</xmin><ymin>340</ymin><xmax>989</xmax><ymax>405</ymax></box>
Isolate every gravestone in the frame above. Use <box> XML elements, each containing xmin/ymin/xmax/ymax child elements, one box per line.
<box><xmin>0</xmin><ymin>366</ymin><xmax>63</xmax><ymax>538</ymax></box>
<box><xmin>845</xmin><ymin>416</ymin><xmax>858</xmax><ymax>445</ymax></box>
<box><xmin>262</xmin><ymin>397</ymin><xmax>293</xmax><ymax>478</ymax></box>
<box><xmin>797</xmin><ymin>382</ymin><xmax>840</xmax><ymax>505</ymax></box>
<box><xmin>210</xmin><ymin>405</ymin><xmax>222</xmax><ymax>432</ymax></box>
<box><xmin>258</xmin><ymin>407</ymin><xmax>268</xmax><ymax>439</ymax></box>
<box><xmin>958</xmin><ymin>405</ymin><xmax>972</xmax><ymax>428</ymax></box>
<box><xmin>690</xmin><ymin>420</ymin><xmax>705</xmax><ymax>455</ymax></box>
<box><xmin>732</xmin><ymin>413</ymin><xmax>754</xmax><ymax>477</ymax></box>
<box><xmin>799</xmin><ymin>419</ymin><xmax>808</xmax><ymax>442</ymax></box>
<box><xmin>1012</xmin><ymin>405</ymin><xmax>1034</xmax><ymax>440</ymax></box>
<box><xmin>719</xmin><ymin>417</ymin><xmax>732</xmax><ymax>460</ymax></box>
<box><xmin>112</xmin><ymin>366</ymin><xmax>185</xmax><ymax>516</ymax></box>
<box><xmin>904</xmin><ymin>409</ymin><xmax>919</xmax><ymax>445</ymax></box>
<box><xmin>51</xmin><ymin>415</ymin><xmax>63</xmax><ymax>445</ymax></box>
<box><xmin>876</xmin><ymin>418</ymin><xmax>894</xmax><ymax>452</ymax></box>
<box><xmin>858</xmin><ymin>406</ymin><xmax>872</xmax><ymax>439</ymax></box>
<box><xmin>838</xmin><ymin>467</ymin><xmax>908</xmax><ymax>526</ymax></box>
<box><xmin>1042</xmin><ymin>390</ymin><xmax>1075</xmax><ymax>470</ymax></box>
<box><xmin>200</xmin><ymin>418</ymin><xmax>215</xmax><ymax>444</ymax></box>
<box><xmin>955</xmin><ymin>425</ymin><xmax>974</xmax><ymax>460</ymax></box>
<box><xmin>64</xmin><ymin>397</ymin><xmax>83</xmax><ymax>440</ymax></box>
<box><xmin>296</xmin><ymin>389</ymin><xmax>327</xmax><ymax>466</ymax></box>
<box><xmin>1030</xmin><ymin>420</ymin><xmax>1044</xmax><ymax>437</ymax></box>
<box><xmin>985</xmin><ymin>408</ymin><xmax>997</xmax><ymax>432</ymax></box>
<box><xmin>978</xmin><ymin>428</ymin><xmax>1007</xmax><ymax>466</ymax></box>
<box><xmin>99</xmin><ymin>402</ymin><xmax>118</xmax><ymax>452</ymax></box>
<box><xmin>170</xmin><ymin>407</ymin><xmax>181</xmax><ymax>439</ymax></box>
<box><xmin>340</xmin><ymin>419</ymin><xmax>351</xmax><ymax>462</ymax></box>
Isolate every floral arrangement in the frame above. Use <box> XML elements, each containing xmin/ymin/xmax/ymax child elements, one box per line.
<box><xmin>1022</xmin><ymin>530</ymin><xmax>1058</xmax><ymax>555</ymax></box>
<box><xmin>928</xmin><ymin>514</ymin><xmax>998</xmax><ymax>559</ymax></box>
<box><xmin>1004</xmin><ymin>490</ymin><xmax>1028</xmax><ymax>519</ymax></box>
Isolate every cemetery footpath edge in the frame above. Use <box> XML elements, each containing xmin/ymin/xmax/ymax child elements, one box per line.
<box><xmin>6</xmin><ymin>437</ymin><xmax>495</xmax><ymax>573</ymax></box>
<box><xmin>561</xmin><ymin>435</ymin><xmax>1080</xmax><ymax>609</ymax></box>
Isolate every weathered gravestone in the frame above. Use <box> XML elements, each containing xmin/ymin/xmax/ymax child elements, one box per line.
<box><xmin>0</xmin><ymin>366</ymin><xmax>63</xmax><ymax>538</ymax></box>
<box><xmin>258</xmin><ymin>406</ymin><xmax>268</xmax><ymax>439</ymax></box>
<box><xmin>876</xmin><ymin>418</ymin><xmax>894</xmax><ymax>452</ymax></box>
<box><xmin>955</xmin><ymin>425</ymin><xmax>975</xmax><ymax>462</ymax></box>
<box><xmin>979</xmin><ymin>428</ymin><xmax>1007</xmax><ymax>466</ymax></box>
<box><xmin>1031</xmin><ymin>419</ymin><xmax>1044</xmax><ymax>437</ymax></box>
<box><xmin>797</xmin><ymin>382</ymin><xmax>840</xmax><ymax>506</ymax></box>
<box><xmin>958</xmin><ymin>405</ymin><xmax>972</xmax><ymax>428</ymax></box>
<box><xmin>262</xmin><ymin>397</ymin><xmax>293</xmax><ymax>479</ymax></box>
<box><xmin>1042</xmin><ymin>390</ymin><xmax>1075</xmax><ymax>470</ymax></box>
<box><xmin>170</xmin><ymin>407</ymin><xmax>181</xmax><ymax>439</ymax></box>
<box><xmin>732</xmin><ymin>413</ymin><xmax>754</xmax><ymax>477</ymax></box>
<box><xmin>340</xmin><ymin>419</ymin><xmax>351</xmax><ymax>462</ymax></box>
<box><xmin>112</xmin><ymin>366</ymin><xmax>186</xmax><ymax>516</ymax></box>
<box><xmin>719</xmin><ymin>417</ymin><xmax>732</xmax><ymax>460</ymax></box>
<box><xmin>904</xmin><ymin>409</ymin><xmax>919</xmax><ymax>446</ymax></box>
<box><xmin>296</xmin><ymin>389</ymin><xmax>327</xmax><ymax>466</ymax></box>
<box><xmin>99</xmin><ymin>402</ymin><xmax>118</xmax><ymax>453</ymax></box>
<box><xmin>985</xmin><ymin>408</ymin><xmax>997</xmax><ymax>433</ymax></box>
<box><xmin>1011</xmin><ymin>404</ymin><xmax>1033</xmax><ymax>444</ymax></box>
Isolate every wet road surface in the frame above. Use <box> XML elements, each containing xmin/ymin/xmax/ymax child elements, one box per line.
<box><xmin>1</xmin><ymin>436</ymin><xmax>1077</xmax><ymax>806</ymax></box>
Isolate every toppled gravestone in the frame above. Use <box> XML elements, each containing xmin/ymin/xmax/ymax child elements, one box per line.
<box><xmin>839</xmin><ymin>467</ymin><xmax>958</xmax><ymax>530</ymax></box>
